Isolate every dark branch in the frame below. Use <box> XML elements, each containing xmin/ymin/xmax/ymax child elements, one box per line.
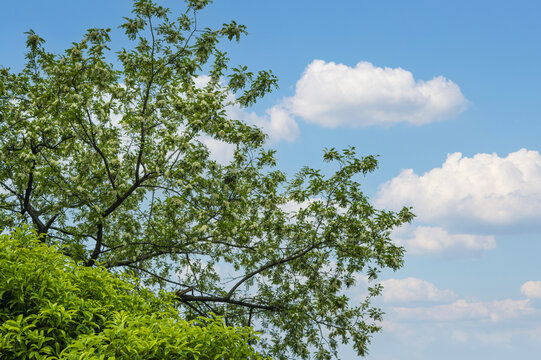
<box><xmin>176</xmin><ymin>294</ymin><xmax>280</xmax><ymax>312</ymax></box>
<box><xmin>102</xmin><ymin>172</ymin><xmax>153</xmax><ymax>218</ymax></box>
<box><xmin>226</xmin><ymin>239</ymin><xmax>325</xmax><ymax>299</ymax></box>
<box><xmin>85</xmin><ymin>223</ymin><xmax>103</xmax><ymax>267</ymax></box>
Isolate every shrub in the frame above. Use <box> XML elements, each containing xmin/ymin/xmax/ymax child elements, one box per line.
<box><xmin>0</xmin><ymin>226</ymin><xmax>265</xmax><ymax>359</ymax></box>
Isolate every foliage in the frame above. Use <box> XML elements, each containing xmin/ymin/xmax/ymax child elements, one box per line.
<box><xmin>0</xmin><ymin>0</ymin><xmax>414</xmax><ymax>358</ymax></box>
<box><xmin>0</xmin><ymin>226</ymin><xmax>265</xmax><ymax>359</ymax></box>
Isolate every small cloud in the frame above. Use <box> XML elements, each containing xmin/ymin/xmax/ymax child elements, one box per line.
<box><xmin>521</xmin><ymin>281</ymin><xmax>541</xmax><ymax>299</ymax></box>
<box><xmin>195</xmin><ymin>74</ymin><xmax>300</xmax><ymax>143</ymax></box>
<box><xmin>262</xmin><ymin>105</ymin><xmax>300</xmax><ymax>142</ymax></box>
<box><xmin>201</xmin><ymin>137</ymin><xmax>236</xmax><ymax>165</ymax></box>
<box><xmin>279</xmin><ymin>199</ymin><xmax>317</xmax><ymax>215</ymax></box>
<box><xmin>491</xmin><ymin>299</ymin><xmax>535</xmax><ymax>321</ymax></box>
<box><xmin>393</xmin><ymin>299</ymin><xmax>533</xmax><ymax>322</ymax></box>
<box><xmin>227</xmin><ymin>104</ymin><xmax>299</xmax><ymax>143</ymax></box>
<box><xmin>286</xmin><ymin>59</ymin><xmax>467</xmax><ymax>127</ymax></box>
<box><xmin>381</xmin><ymin>277</ymin><xmax>456</xmax><ymax>303</ymax></box>
<box><xmin>393</xmin><ymin>224</ymin><xmax>496</xmax><ymax>259</ymax></box>
<box><xmin>226</xmin><ymin>102</ymin><xmax>299</xmax><ymax>144</ymax></box>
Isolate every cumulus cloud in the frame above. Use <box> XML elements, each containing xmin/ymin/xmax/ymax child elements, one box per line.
<box><xmin>190</xmin><ymin>60</ymin><xmax>467</xmax><ymax>142</ymax></box>
<box><xmin>286</xmin><ymin>60</ymin><xmax>467</xmax><ymax>127</ymax></box>
<box><xmin>521</xmin><ymin>281</ymin><xmax>541</xmax><ymax>299</ymax></box>
<box><xmin>392</xmin><ymin>224</ymin><xmax>496</xmax><ymax>258</ymax></box>
<box><xmin>376</xmin><ymin>149</ymin><xmax>541</xmax><ymax>230</ymax></box>
<box><xmin>381</xmin><ymin>277</ymin><xmax>456</xmax><ymax>303</ymax></box>
<box><xmin>393</xmin><ymin>298</ymin><xmax>534</xmax><ymax>322</ymax></box>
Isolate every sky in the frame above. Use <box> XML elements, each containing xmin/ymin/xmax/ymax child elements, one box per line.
<box><xmin>2</xmin><ymin>1</ymin><xmax>541</xmax><ymax>359</ymax></box>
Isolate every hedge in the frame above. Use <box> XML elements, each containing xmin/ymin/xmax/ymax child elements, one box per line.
<box><xmin>0</xmin><ymin>226</ymin><xmax>265</xmax><ymax>359</ymax></box>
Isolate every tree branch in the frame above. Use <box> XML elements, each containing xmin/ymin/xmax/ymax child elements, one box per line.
<box><xmin>102</xmin><ymin>172</ymin><xmax>153</xmax><ymax>218</ymax></box>
<box><xmin>85</xmin><ymin>222</ymin><xmax>103</xmax><ymax>266</ymax></box>
<box><xmin>84</xmin><ymin>108</ymin><xmax>117</xmax><ymax>193</ymax></box>
<box><xmin>176</xmin><ymin>294</ymin><xmax>280</xmax><ymax>312</ymax></box>
<box><xmin>225</xmin><ymin>239</ymin><xmax>326</xmax><ymax>300</ymax></box>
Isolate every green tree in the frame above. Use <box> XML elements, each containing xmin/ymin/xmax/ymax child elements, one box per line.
<box><xmin>0</xmin><ymin>226</ymin><xmax>265</xmax><ymax>359</ymax></box>
<box><xmin>0</xmin><ymin>0</ymin><xmax>414</xmax><ymax>358</ymax></box>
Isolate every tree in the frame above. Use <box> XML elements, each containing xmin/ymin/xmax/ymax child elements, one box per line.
<box><xmin>0</xmin><ymin>0</ymin><xmax>414</xmax><ymax>358</ymax></box>
<box><xmin>0</xmin><ymin>226</ymin><xmax>265</xmax><ymax>359</ymax></box>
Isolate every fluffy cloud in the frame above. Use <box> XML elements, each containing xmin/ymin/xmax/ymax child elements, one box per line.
<box><xmin>381</xmin><ymin>277</ymin><xmax>456</xmax><ymax>303</ymax></box>
<box><xmin>392</xmin><ymin>225</ymin><xmax>496</xmax><ymax>258</ymax></box>
<box><xmin>393</xmin><ymin>298</ymin><xmax>534</xmax><ymax>322</ymax></box>
<box><xmin>192</xmin><ymin>60</ymin><xmax>467</xmax><ymax>142</ymax></box>
<box><xmin>376</xmin><ymin>149</ymin><xmax>541</xmax><ymax>230</ymax></box>
<box><xmin>286</xmin><ymin>60</ymin><xmax>467</xmax><ymax>127</ymax></box>
<box><xmin>521</xmin><ymin>281</ymin><xmax>541</xmax><ymax>299</ymax></box>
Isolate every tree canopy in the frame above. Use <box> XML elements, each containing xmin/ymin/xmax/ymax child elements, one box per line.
<box><xmin>0</xmin><ymin>0</ymin><xmax>414</xmax><ymax>358</ymax></box>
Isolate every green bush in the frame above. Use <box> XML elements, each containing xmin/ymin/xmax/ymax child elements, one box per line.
<box><xmin>0</xmin><ymin>226</ymin><xmax>265</xmax><ymax>359</ymax></box>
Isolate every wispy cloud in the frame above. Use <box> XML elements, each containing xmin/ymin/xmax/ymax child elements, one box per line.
<box><xmin>381</xmin><ymin>277</ymin><xmax>456</xmax><ymax>303</ymax></box>
<box><xmin>393</xmin><ymin>298</ymin><xmax>534</xmax><ymax>322</ymax></box>
<box><xmin>392</xmin><ymin>224</ymin><xmax>496</xmax><ymax>259</ymax></box>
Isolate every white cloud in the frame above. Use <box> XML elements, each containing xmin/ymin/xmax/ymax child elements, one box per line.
<box><xmin>279</xmin><ymin>199</ymin><xmax>318</xmax><ymax>216</ymax></box>
<box><xmin>193</xmin><ymin>75</ymin><xmax>298</xmax><ymax>158</ymax></box>
<box><xmin>262</xmin><ymin>105</ymin><xmax>299</xmax><ymax>142</ymax></box>
<box><xmin>381</xmin><ymin>277</ymin><xmax>456</xmax><ymax>303</ymax></box>
<box><xmin>190</xmin><ymin>60</ymin><xmax>467</xmax><ymax>142</ymax></box>
<box><xmin>491</xmin><ymin>299</ymin><xmax>536</xmax><ymax>321</ymax></box>
<box><xmin>226</xmin><ymin>104</ymin><xmax>299</xmax><ymax>143</ymax></box>
<box><xmin>201</xmin><ymin>137</ymin><xmax>236</xmax><ymax>164</ymax></box>
<box><xmin>195</xmin><ymin>74</ymin><xmax>300</xmax><ymax>143</ymax></box>
<box><xmin>393</xmin><ymin>298</ymin><xmax>534</xmax><ymax>322</ymax></box>
<box><xmin>393</xmin><ymin>224</ymin><xmax>496</xmax><ymax>258</ymax></box>
<box><xmin>286</xmin><ymin>60</ymin><xmax>467</xmax><ymax>127</ymax></box>
<box><xmin>376</xmin><ymin>149</ymin><xmax>541</xmax><ymax>230</ymax></box>
<box><xmin>521</xmin><ymin>281</ymin><xmax>541</xmax><ymax>299</ymax></box>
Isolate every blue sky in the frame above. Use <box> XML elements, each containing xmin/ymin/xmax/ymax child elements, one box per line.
<box><xmin>2</xmin><ymin>1</ymin><xmax>541</xmax><ymax>358</ymax></box>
